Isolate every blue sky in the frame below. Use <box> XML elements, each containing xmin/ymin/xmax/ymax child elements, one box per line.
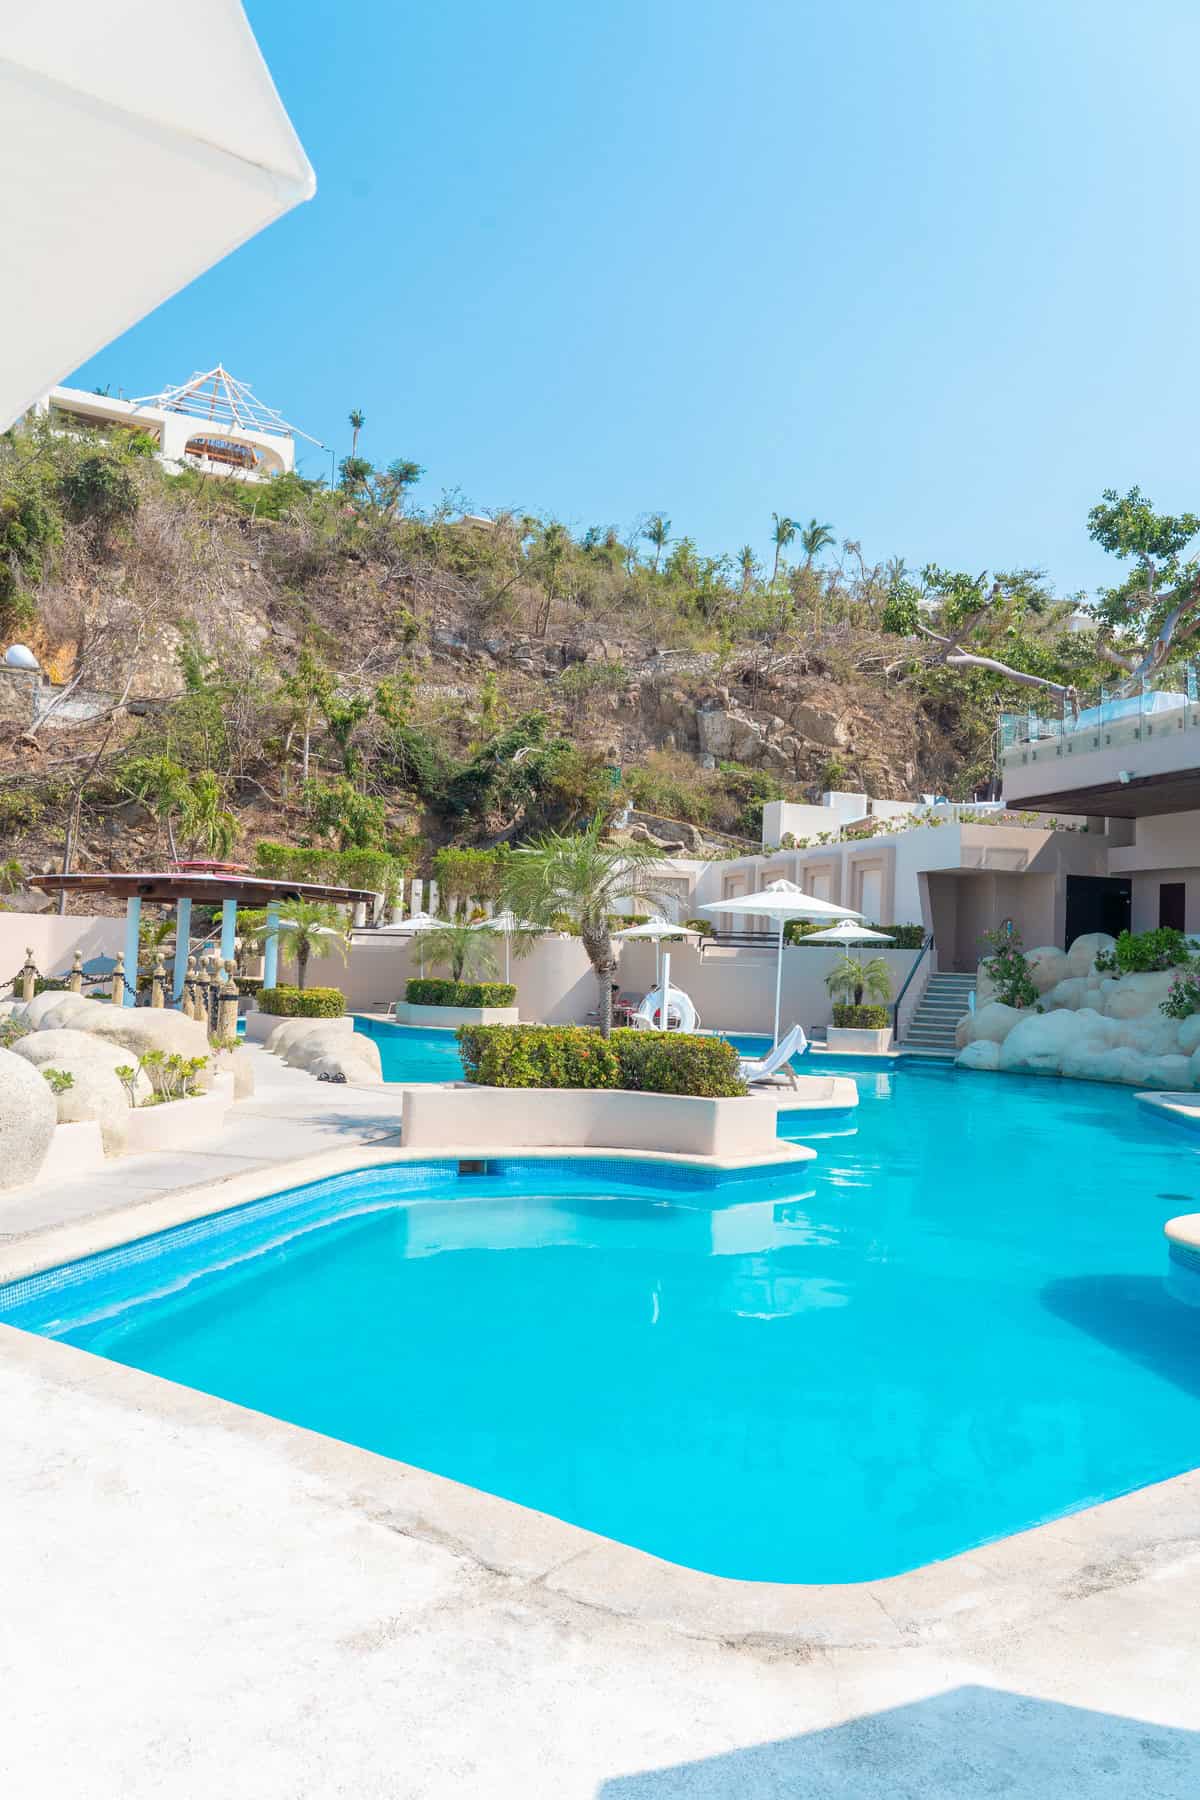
<box><xmin>72</xmin><ymin>0</ymin><xmax>1200</xmax><ymax>596</ymax></box>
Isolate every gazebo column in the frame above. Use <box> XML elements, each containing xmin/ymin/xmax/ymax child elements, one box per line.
<box><xmin>263</xmin><ymin>902</ymin><xmax>280</xmax><ymax>990</ymax></box>
<box><xmin>172</xmin><ymin>896</ymin><xmax>192</xmax><ymax>1004</ymax></box>
<box><xmin>121</xmin><ymin>894</ymin><xmax>141</xmax><ymax>1008</ymax></box>
<box><xmin>220</xmin><ymin>896</ymin><xmax>238</xmax><ymax>971</ymax></box>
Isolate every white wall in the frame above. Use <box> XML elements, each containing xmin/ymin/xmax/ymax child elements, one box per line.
<box><xmin>0</xmin><ymin>913</ymin><xmax>123</xmax><ymax>994</ymax></box>
<box><xmin>615</xmin><ymin>940</ymin><xmax>920</xmax><ymax>1035</ymax></box>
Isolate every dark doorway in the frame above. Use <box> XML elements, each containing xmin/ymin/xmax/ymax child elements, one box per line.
<box><xmin>1159</xmin><ymin>882</ymin><xmax>1186</xmax><ymax>931</ymax></box>
<box><xmin>1065</xmin><ymin>874</ymin><xmax>1131</xmax><ymax>945</ymax></box>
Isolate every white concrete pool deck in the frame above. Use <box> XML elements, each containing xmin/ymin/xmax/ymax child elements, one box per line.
<box><xmin>2</xmin><ymin>1324</ymin><xmax>1199</xmax><ymax>1798</ymax></box>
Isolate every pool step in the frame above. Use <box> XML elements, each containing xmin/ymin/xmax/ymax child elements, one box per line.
<box><xmin>901</xmin><ymin>972</ymin><xmax>976</xmax><ymax>1052</ymax></box>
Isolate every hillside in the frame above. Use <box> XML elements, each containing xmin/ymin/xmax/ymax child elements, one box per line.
<box><xmin>0</xmin><ymin>421</ymin><xmax>1105</xmax><ymax>902</ymax></box>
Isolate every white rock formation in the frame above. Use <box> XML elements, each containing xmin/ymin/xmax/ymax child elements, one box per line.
<box><xmin>0</xmin><ymin>1047</ymin><xmax>57</xmax><ymax>1188</ymax></box>
<box><xmin>956</xmin><ymin>1040</ymin><xmax>1001</xmax><ymax>1071</ymax></box>
<box><xmin>1025</xmin><ymin>946</ymin><xmax>1071</xmax><ymax>993</ymax></box>
<box><xmin>955</xmin><ymin>1001</ymin><xmax>1024</xmax><ymax>1050</ymax></box>
<box><xmin>12</xmin><ymin>1028</ymin><xmax>153</xmax><ymax>1110</ymax></box>
<box><xmin>1065</xmin><ymin>932</ymin><xmax>1117</xmax><ymax>978</ymax></box>
<box><xmin>264</xmin><ymin>1014</ymin><xmax>354</xmax><ymax>1059</ymax></box>
<box><xmin>65</xmin><ymin>1008</ymin><xmax>213</xmax><ymax>1089</ymax></box>
<box><xmin>278</xmin><ymin>1021</ymin><xmax>382</xmax><ymax>1083</ymax></box>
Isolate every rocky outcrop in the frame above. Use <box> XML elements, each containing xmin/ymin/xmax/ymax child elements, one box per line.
<box><xmin>263</xmin><ymin>1014</ymin><xmax>382</xmax><ymax>1084</ymax></box>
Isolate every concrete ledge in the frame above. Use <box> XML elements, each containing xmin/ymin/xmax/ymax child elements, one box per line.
<box><xmin>826</xmin><ymin>1026</ymin><xmax>894</xmax><ymax>1054</ymax></box>
<box><xmin>390</xmin><ymin>1002</ymin><xmax>519</xmax><ymax>1028</ymax></box>
<box><xmin>123</xmin><ymin>1077</ymin><xmax>233</xmax><ymax>1156</ymax></box>
<box><xmin>36</xmin><ymin>1119</ymin><xmax>106</xmax><ymax>1183</ymax></box>
<box><xmin>402</xmin><ymin>1083</ymin><xmax>792</xmax><ymax>1159</ymax></box>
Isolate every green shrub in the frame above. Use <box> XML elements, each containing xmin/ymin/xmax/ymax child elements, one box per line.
<box><xmin>456</xmin><ymin>1024</ymin><xmax>747</xmax><ymax>1097</ymax></box>
<box><xmin>831</xmin><ymin>1004</ymin><xmax>891</xmax><ymax>1029</ymax></box>
<box><xmin>2</xmin><ymin>972</ymin><xmax>68</xmax><ymax>997</ymax></box>
<box><xmin>981</xmin><ymin>926</ymin><xmax>1038</xmax><ymax>1009</ymax></box>
<box><xmin>879</xmin><ymin>923</ymin><xmax>926</xmax><ymax>948</ymax></box>
<box><xmin>1094</xmin><ymin>928</ymin><xmax>1191</xmax><ymax>975</ymax></box>
<box><xmin>609</xmin><ymin>1029</ymin><xmax>746</xmax><ymax>1096</ymax></box>
<box><xmin>405</xmin><ymin>978</ymin><xmax>517</xmax><ymax>1008</ymax></box>
<box><xmin>784</xmin><ymin>920</ymin><xmax>925</xmax><ymax>948</ymax></box>
<box><xmin>257</xmin><ymin>985</ymin><xmax>346</xmax><ymax>1017</ymax></box>
<box><xmin>1161</xmin><ymin>966</ymin><xmax>1200</xmax><ymax>1020</ymax></box>
<box><xmin>684</xmin><ymin>918</ymin><xmax>714</xmax><ymax>938</ymax></box>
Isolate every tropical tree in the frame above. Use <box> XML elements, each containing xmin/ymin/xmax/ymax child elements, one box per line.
<box><xmin>348</xmin><ymin>409</ymin><xmax>365</xmax><ymax>457</ymax></box>
<box><xmin>801</xmin><ymin>519</ymin><xmax>836</xmax><ymax>567</ymax></box>
<box><xmin>500</xmin><ymin>814</ymin><xmax>670</xmax><ymax>1034</ymax></box>
<box><xmin>240</xmin><ymin>901</ymin><xmax>351</xmax><ymax>990</ymax></box>
<box><xmin>1087</xmin><ymin>486</ymin><xmax>1200</xmax><ymax>692</ymax></box>
<box><xmin>409</xmin><ymin>921</ymin><xmax>499</xmax><ymax>983</ymax></box>
<box><xmin>737</xmin><ymin>544</ymin><xmax>757</xmax><ymax>592</ymax></box>
<box><xmin>121</xmin><ymin>754</ymin><xmax>192</xmax><ymax>859</ymax></box>
<box><xmin>770</xmin><ymin>513</ymin><xmax>797</xmax><ymax>581</ymax></box>
<box><xmin>178</xmin><ymin>772</ymin><xmax>237</xmax><ymax>859</ymax></box>
<box><xmin>643</xmin><ymin>513</ymin><xmax>671</xmax><ymax>573</ymax></box>
<box><xmin>824</xmin><ymin>954</ymin><xmax>893</xmax><ymax>1008</ymax></box>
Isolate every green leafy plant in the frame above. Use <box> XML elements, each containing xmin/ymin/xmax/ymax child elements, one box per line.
<box><xmin>41</xmin><ymin>1067</ymin><xmax>75</xmax><ymax>1095</ymax></box>
<box><xmin>1094</xmin><ymin>928</ymin><xmax>1191</xmax><ymax>975</ymax></box>
<box><xmin>406</xmin><ymin>978</ymin><xmax>516</xmax><ymax>1008</ymax></box>
<box><xmin>409</xmin><ymin>920</ymin><xmax>501</xmax><ymax>984</ymax></box>
<box><xmin>981</xmin><ymin>926</ymin><xmax>1038</xmax><ymax>1008</ymax></box>
<box><xmin>824</xmin><ymin>954</ymin><xmax>893</xmax><ymax>1007</ymax></box>
<box><xmin>456</xmin><ymin>1024</ymin><xmax>746</xmax><ymax>1096</ymax></box>
<box><xmin>0</xmin><ymin>1017</ymin><xmax>30</xmax><ymax>1049</ymax></box>
<box><xmin>831</xmin><ymin>1003</ymin><xmax>891</xmax><ymax>1029</ymax></box>
<box><xmin>256</xmin><ymin>985</ymin><xmax>346</xmax><ymax>1018</ymax></box>
<box><xmin>240</xmin><ymin>903</ymin><xmax>350</xmax><ymax>990</ymax></box>
<box><xmin>1161</xmin><ymin>966</ymin><xmax>1200</xmax><ymax>1020</ymax></box>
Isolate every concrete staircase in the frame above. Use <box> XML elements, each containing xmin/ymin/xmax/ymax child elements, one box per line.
<box><xmin>901</xmin><ymin>972</ymin><xmax>976</xmax><ymax>1054</ymax></box>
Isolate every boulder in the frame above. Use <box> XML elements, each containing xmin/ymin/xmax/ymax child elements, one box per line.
<box><xmin>1025</xmin><ymin>946</ymin><xmax>1071</xmax><ymax>994</ymax></box>
<box><xmin>20</xmin><ymin>989</ymin><xmax>84</xmax><ymax>1030</ymax></box>
<box><xmin>998</xmin><ymin>1008</ymin><xmax>1090</xmax><ymax>1075</ymax></box>
<box><xmin>47</xmin><ymin>1065</ymin><xmax>130</xmax><ymax>1153</ymax></box>
<box><xmin>264</xmin><ymin>1014</ymin><xmax>354</xmax><ymax>1058</ymax></box>
<box><xmin>11</xmin><ymin>1029</ymin><xmax>153</xmax><ymax>1105</ymax></box>
<box><xmin>0</xmin><ymin>1047</ymin><xmax>57</xmax><ymax>1189</ymax></box>
<box><xmin>280</xmin><ymin>1023</ymin><xmax>382</xmax><ymax>1082</ymax></box>
<box><xmin>1099</xmin><ymin>970</ymin><xmax>1178</xmax><ymax>1020</ymax></box>
<box><xmin>1041</xmin><ymin>976</ymin><xmax>1092</xmax><ymax>1011</ymax></box>
<box><xmin>308</xmin><ymin>1047</ymin><xmax>383</xmax><ymax>1084</ymax></box>
<box><xmin>67</xmin><ymin>1008</ymin><xmax>213</xmax><ymax>1090</ymax></box>
<box><xmin>35</xmin><ymin>994</ymin><xmax>101</xmax><ymax>1032</ymax></box>
<box><xmin>955</xmin><ymin>1001</ymin><xmax>1024</xmax><ymax>1049</ymax></box>
<box><xmin>1065</xmin><ymin>932</ymin><xmax>1117</xmax><ymax>979</ymax></box>
<box><xmin>1140</xmin><ymin>1055</ymin><xmax>1193</xmax><ymax>1091</ymax></box>
<box><xmin>956</xmin><ymin>1040</ymin><xmax>1001</xmax><ymax>1072</ymax></box>
<box><xmin>1178</xmin><ymin>1016</ymin><xmax>1200</xmax><ymax>1056</ymax></box>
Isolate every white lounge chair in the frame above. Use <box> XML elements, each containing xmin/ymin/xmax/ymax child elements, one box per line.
<box><xmin>738</xmin><ymin>1023</ymin><xmax>808</xmax><ymax>1088</ymax></box>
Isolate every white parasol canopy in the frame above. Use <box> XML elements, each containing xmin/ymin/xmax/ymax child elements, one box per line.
<box><xmin>0</xmin><ymin>0</ymin><xmax>316</xmax><ymax>428</ymax></box>
<box><xmin>699</xmin><ymin>879</ymin><xmax>862</xmax><ymax>1047</ymax></box>
<box><xmin>370</xmin><ymin>911</ymin><xmax>442</xmax><ymax>935</ymax></box>
<box><xmin>798</xmin><ymin>921</ymin><xmax>894</xmax><ymax>945</ymax></box>
<box><xmin>613</xmin><ymin>915</ymin><xmax>700</xmax><ymax>984</ymax></box>
<box><xmin>468</xmin><ymin>910</ymin><xmax>545</xmax><ymax>981</ymax></box>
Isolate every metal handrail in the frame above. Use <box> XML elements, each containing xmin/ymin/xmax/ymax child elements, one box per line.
<box><xmin>892</xmin><ymin>934</ymin><xmax>933</xmax><ymax>1039</ymax></box>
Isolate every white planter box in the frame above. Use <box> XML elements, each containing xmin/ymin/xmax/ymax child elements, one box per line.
<box><xmin>123</xmin><ymin>1077</ymin><xmax>233</xmax><ymax>1154</ymax></box>
<box><xmin>390</xmin><ymin>1003</ymin><xmax>519</xmax><ymax>1029</ymax></box>
<box><xmin>37</xmin><ymin>1119</ymin><xmax>107</xmax><ymax>1182</ymax></box>
<box><xmin>403</xmin><ymin>1085</ymin><xmax>786</xmax><ymax>1160</ymax></box>
<box><xmin>825</xmin><ymin>1026</ymin><xmax>894</xmax><ymax>1055</ymax></box>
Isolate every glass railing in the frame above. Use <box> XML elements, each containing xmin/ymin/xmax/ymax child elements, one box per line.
<box><xmin>999</xmin><ymin>686</ymin><xmax>1193</xmax><ymax>750</ymax></box>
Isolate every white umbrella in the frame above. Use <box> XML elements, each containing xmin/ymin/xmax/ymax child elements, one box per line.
<box><xmin>699</xmin><ymin>879</ymin><xmax>862</xmax><ymax>1047</ymax></box>
<box><xmin>0</xmin><ymin>0</ymin><xmax>316</xmax><ymax>429</ymax></box>
<box><xmin>469</xmin><ymin>910</ymin><xmax>545</xmax><ymax>982</ymax></box>
<box><xmin>797</xmin><ymin>921</ymin><xmax>894</xmax><ymax>945</ymax></box>
<box><xmin>369</xmin><ymin>911</ymin><xmax>442</xmax><ymax>935</ymax></box>
<box><xmin>613</xmin><ymin>916</ymin><xmax>700</xmax><ymax>985</ymax></box>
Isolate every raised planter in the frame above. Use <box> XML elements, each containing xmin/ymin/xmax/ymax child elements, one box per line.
<box><xmin>390</xmin><ymin>1002</ymin><xmax>519</xmax><ymax>1029</ymax></box>
<box><xmin>36</xmin><ymin>1119</ymin><xmax>107</xmax><ymax>1183</ymax></box>
<box><xmin>122</xmin><ymin>1075</ymin><xmax>234</xmax><ymax>1155</ymax></box>
<box><xmin>825</xmin><ymin>1025</ymin><xmax>894</xmax><ymax>1055</ymax></box>
<box><xmin>403</xmin><ymin>1084</ymin><xmax>797</xmax><ymax>1161</ymax></box>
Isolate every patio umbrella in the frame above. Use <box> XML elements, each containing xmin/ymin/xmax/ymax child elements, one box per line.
<box><xmin>469</xmin><ymin>910</ymin><xmax>544</xmax><ymax>983</ymax></box>
<box><xmin>613</xmin><ymin>916</ymin><xmax>700</xmax><ymax>985</ymax></box>
<box><xmin>699</xmin><ymin>879</ymin><xmax>862</xmax><ymax>1048</ymax></box>
<box><xmin>797</xmin><ymin>921</ymin><xmax>895</xmax><ymax>945</ymax></box>
<box><xmin>0</xmin><ymin>0</ymin><xmax>316</xmax><ymax>428</ymax></box>
<box><xmin>367</xmin><ymin>910</ymin><xmax>443</xmax><ymax>976</ymax></box>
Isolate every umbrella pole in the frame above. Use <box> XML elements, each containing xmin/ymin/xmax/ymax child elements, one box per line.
<box><xmin>773</xmin><ymin>920</ymin><xmax>784</xmax><ymax>1047</ymax></box>
<box><xmin>505</xmin><ymin>935</ymin><xmax>510</xmax><ymax>984</ymax></box>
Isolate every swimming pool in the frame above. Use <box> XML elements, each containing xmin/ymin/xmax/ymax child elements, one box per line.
<box><xmin>3</xmin><ymin>1062</ymin><xmax>1199</xmax><ymax>1584</ymax></box>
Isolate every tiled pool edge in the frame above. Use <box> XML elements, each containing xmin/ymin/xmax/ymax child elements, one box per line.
<box><xmin>0</xmin><ymin>1139</ymin><xmax>816</xmax><ymax>1286</ymax></box>
<box><xmin>4</xmin><ymin>1317</ymin><xmax>1199</xmax><ymax>1653</ymax></box>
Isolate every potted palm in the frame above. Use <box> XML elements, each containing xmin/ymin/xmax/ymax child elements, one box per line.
<box><xmin>824</xmin><ymin>954</ymin><xmax>895</xmax><ymax>1054</ymax></box>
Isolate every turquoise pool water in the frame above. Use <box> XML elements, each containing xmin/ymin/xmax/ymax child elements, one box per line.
<box><xmin>4</xmin><ymin>1063</ymin><xmax>1200</xmax><ymax>1583</ymax></box>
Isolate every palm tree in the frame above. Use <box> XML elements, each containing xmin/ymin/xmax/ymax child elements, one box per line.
<box><xmin>737</xmin><ymin>544</ymin><xmax>757</xmax><ymax>592</ymax></box>
<box><xmin>643</xmin><ymin>514</ymin><xmax>671</xmax><ymax>573</ymax></box>
<box><xmin>824</xmin><ymin>954</ymin><xmax>893</xmax><ymax>1008</ymax></box>
<box><xmin>240</xmin><ymin>902</ymin><xmax>351</xmax><ymax>991</ymax></box>
<box><xmin>501</xmin><ymin>815</ymin><xmax>670</xmax><ymax>1035</ymax></box>
<box><xmin>801</xmin><ymin>519</ymin><xmax>836</xmax><ymax>567</ymax></box>
<box><xmin>121</xmin><ymin>754</ymin><xmax>191</xmax><ymax>860</ymax></box>
<box><xmin>348</xmin><ymin>409</ymin><xmax>365</xmax><ymax>457</ymax></box>
<box><xmin>770</xmin><ymin>513</ymin><xmax>796</xmax><ymax>581</ymax></box>
<box><xmin>410</xmin><ymin>921</ymin><xmax>499</xmax><ymax>983</ymax></box>
<box><xmin>178</xmin><ymin>772</ymin><xmax>237</xmax><ymax>860</ymax></box>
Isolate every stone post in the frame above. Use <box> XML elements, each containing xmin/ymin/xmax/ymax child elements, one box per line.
<box><xmin>67</xmin><ymin>949</ymin><xmax>83</xmax><ymax>994</ymax></box>
<box><xmin>20</xmin><ymin>947</ymin><xmax>37</xmax><ymax>1004</ymax></box>
<box><xmin>183</xmin><ymin>954</ymin><xmax>198</xmax><ymax>1020</ymax></box>
<box><xmin>206</xmin><ymin>953</ymin><xmax>222</xmax><ymax>1035</ymax></box>
<box><xmin>217</xmin><ymin>964</ymin><xmax>239</xmax><ymax>1043</ymax></box>
<box><xmin>111</xmin><ymin>950</ymin><xmax>125</xmax><ymax>1006</ymax></box>
<box><xmin>150</xmin><ymin>952</ymin><xmax>166</xmax><ymax>1009</ymax></box>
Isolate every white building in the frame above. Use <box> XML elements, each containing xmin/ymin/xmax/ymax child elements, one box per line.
<box><xmin>32</xmin><ymin>364</ymin><xmax>322</xmax><ymax>483</ymax></box>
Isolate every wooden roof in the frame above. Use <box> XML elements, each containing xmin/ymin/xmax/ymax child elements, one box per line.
<box><xmin>30</xmin><ymin>871</ymin><xmax>378</xmax><ymax>906</ymax></box>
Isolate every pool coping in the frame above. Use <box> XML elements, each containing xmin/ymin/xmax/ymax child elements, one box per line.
<box><xmin>3</xmin><ymin>1311</ymin><xmax>1199</xmax><ymax>1653</ymax></box>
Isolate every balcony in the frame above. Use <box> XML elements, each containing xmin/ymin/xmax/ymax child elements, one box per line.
<box><xmin>1000</xmin><ymin>690</ymin><xmax>1200</xmax><ymax>817</ymax></box>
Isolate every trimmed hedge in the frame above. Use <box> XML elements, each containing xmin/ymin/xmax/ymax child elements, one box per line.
<box><xmin>784</xmin><ymin>921</ymin><xmax>925</xmax><ymax>948</ymax></box>
<box><xmin>831</xmin><ymin>1003</ymin><xmax>890</xmax><ymax>1028</ymax></box>
<box><xmin>257</xmin><ymin>985</ymin><xmax>346</xmax><ymax>1018</ymax></box>
<box><xmin>456</xmin><ymin>1024</ymin><xmax>747</xmax><ymax>1097</ymax></box>
<box><xmin>406</xmin><ymin>978</ymin><xmax>517</xmax><ymax>1008</ymax></box>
